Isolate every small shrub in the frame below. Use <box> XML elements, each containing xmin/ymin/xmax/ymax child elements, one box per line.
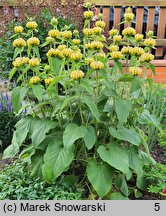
<box><xmin>0</xmin><ymin>161</ymin><xmax>82</xmax><ymax>200</ymax></box>
<box><xmin>145</xmin><ymin>163</ymin><xmax>166</xmax><ymax>199</ymax></box>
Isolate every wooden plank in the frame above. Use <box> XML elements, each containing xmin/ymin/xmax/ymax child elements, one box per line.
<box><xmin>146</xmin><ymin>7</ymin><xmax>155</xmax><ymax>32</ymax></box>
<box><xmin>95</xmin><ymin>6</ymin><xmax>101</xmax><ymax>16</ymax></box>
<box><xmin>109</xmin><ymin>59</ymin><xmax>166</xmax><ymax>67</ymax></box>
<box><xmin>135</xmin><ymin>7</ymin><xmax>144</xmax><ymax>33</ymax></box>
<box><xmin>103</xmin><ymin>6</ymin><xmax>110</xmax><ymax>32</ymax></box>
<box><xmin>84</xmin><ymin>0</ymin><xmax>166</xmax><ymax>7</ymax></box>
<box><xmin>156</xmin><ymin>7</ymin><xmax>166</xmax><ymax>57</ymax></box>
<box><xmin>113</xmin><ymin>7</ymin><xmax>121</xmax><ymax>30</ymax></box>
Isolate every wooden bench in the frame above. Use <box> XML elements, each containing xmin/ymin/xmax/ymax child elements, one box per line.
<box><xmin>85</xmin><ymin>0</ymin><xmax>166</xmax><ymax>83</ymax></box>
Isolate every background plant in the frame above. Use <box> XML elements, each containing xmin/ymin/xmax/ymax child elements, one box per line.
<box><xmin>3</xmin><ymin>3</ymin><xmax>161</xmax><ymax>200</ymax></box>
<box><xmin>145</xmin><ymin>163</ymin><xmax>166</xmax><ymax>199</ymax></box>
<box><xmin>0</xmin><ymin>160</ymin><xmax>82</xmax><ymax>200</ymax></box>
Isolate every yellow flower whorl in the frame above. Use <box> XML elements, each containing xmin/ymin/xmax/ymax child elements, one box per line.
<box><xmin>12</xmin><ymin>57</ymin><xmax>29</xmax><ymax>67</ymax></box>
<box><xmin>109</xmin><ymin>29</ymin><xmax>119</xmax><ymax>37</ymax></box>
<box><xmin>29</xmin><ymin>76</ymin><xmax>40</xmax><ymax>84</ymax></box>
<box><xmin>44</xmin><ymin>77</ymin><xmax>54</xmax><ymax>85</ymax></box>
<box><xmin>144</xmin><ymin>38</ymin><xmax>156</xmax><ymax>47</ymax></box>
<box><xmin>13</xmin><ymin>38</ymin><xmax>26</xmax><ymax>47</ymax></box>
<box><xmin>113</xmin><ymin>35</ymin><xmax>122</xmax><ymax>44</ymax></box>
<box><xmin>110</xmin><ymin>51</ymin><xmax>123</xmax><ymax>60</ymax></box>
<box><xmin>109</xmin><ymin>45</ymin><xmax>119</xmax><ymax>52</ymax></box>
<box><xmin>90</xmin><ymin>61</ymin><xmax>104</xmax><ymax>70</ymax></box>
<box><xmin>70</xmin><ymin>70</ymin><xmax>84</xmax><ymax>80</ymax></box>
<box><xmin>122</xmin><ymin>27</ymin><xmax>136</xmax><ymax>36</ymax></box>
<box><xmin>48</xmin><ymin>29</ymin><xmax>60</xmax><ymax>39</ymax></box>
<box><xmin>135</xmin><ymin>33</ymin><xmax>144</xmax><ymax>42</ymax></box>
<box><xmin>14</xmin><ymin>26</ymin><xmax>23</xmax><ymax>33</ymax></box>
<box><xmin>72</xmin><ymin>39</ymin><xmax>81</xmax><ymax>45</ymax></box>
<box><xmin>27</xmin><ymin>37</ymin><xmax>40</xmax><ymax>46</ymax></box>
<box><xmin>140</xmin><ymin>53</ymin><xmax>154</xmax><ymax>62</ymax></box>
<box><xmin>95</xmin><ymin>20</ymin><xmax>106</xmax><ymax>29</ymax></box>
<box><xmin>61</xmin><ymin>31</ymin><xmax>72</xmax><ymax>39</ymax></box>
<box><xmin>26</xmin><ymin>21</ymin><xmax>38</xmax><ymax>29</ymax></box>
<box><xmin>129</xmin><ymin>67</ymin><xmax>142</xmax><ymax>76</ymax></box>
<box><xmin>70</xmin><ymin>52</ymin><xmax>83</xmax><ymax>61</ymax></box>
<box><xmin>29</xmin><ymin>58</ymin><xmax>40</xmax><ymax>67</ymax></box>
<box><xmin>46</xmin><ymin>48</ymin><xmax>64</xmax><ymax>59</ymax></box>
<box><xmin>84</xmin><ymin>11</ymin><xmax>94</xmax><ymax>20</ymax></box>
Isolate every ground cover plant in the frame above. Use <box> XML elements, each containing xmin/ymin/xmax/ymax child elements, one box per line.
<box><xmin>0</xmin><ymin>160</ymin><xmax>82</xmax><ymax>200</ymax></box>
<box><xmin>3</xmin><ymin>2</ymin><xmax>163</xmax><ymax>199</ymax></box>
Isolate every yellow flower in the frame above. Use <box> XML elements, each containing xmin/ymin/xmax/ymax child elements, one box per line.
<box><xmin>72</xmin><ymin>39</ymin><xmax>81</xmax><ymax>45</ymax></box>
<box><xmin>90</xmin><ymin>61</ymin><xmax>104</xmax><ymax>70</ymax></box>
<box><xmin>44</xmin><ymin>77</ymin><xmax>54</xmax><ymax>85</ymax></box>
<box><xmin>144</xmin><ymin>38</ymin><xmax>156</xmax><ymax>47</ymax></box>
<box><xmin>48</xmin><ymin>29</ymin><xmax>60</xmax><ymax>38</ymax></box>
<box><xmin>121</xmin><ymin>46</ymin><xmax>130</xmax><ymax>55</ymax></box>
<box><xmin>61</xmin><ymin>31</ymin><xmax>72</xmax><ymax>39</ymax></box>
<box><xmin>27</xmin><ymin>37</ymin><xmax>40</xmax><ymax>46</ymax></box>
<box><xmin>129</xmin><ymin>67</ymin><xmax>142</xmax><ymax>76</ymax></box>
<box><xmin>26</xmin><ymin>21</ymin><xmax>38</xmax><ymax>29</ymax></box>
<box><xmin>70</xmin><ymin>70</ymin><xmax>84</xmax><ymax>80</ymax></box>
<box><xmin>51</xmin><ymin>17</ymin><xmax>58</xmax><ymax>26</ymax></box>
<box><xmin>70</xmin><ymin>52</ymin><xmax>83</xmax><ymax>61</ymax></box>
<box><xmin>95</xmin><ymin>52</ymin><xmax>106</xmax><ymax>58</ymax></box>
<box><xmin>46</xmin><ymin>48</ymin><xmax>64</xmax><ymax>58</ymax></box>
<box><xmin>146</xmin><ymin>30</ymin><xmax>154</xmax><ymax>38</ymax></box>
<box><xmin>44</xmin><ymin>65</ymin><xmax>51</xmax><ymax>71</ymax></box>
<box><xmin>109</xmin><ymin>45</ymin><xmax>119</xmax><ymax>52</ymax></box>
<box><xmin>85</xmin><ymin>57</ymin><xmax>95</xmax><ymax>65</ymax></box>
<box><xmin>129</xmin><ymin>47</ymin><xmax>144</xmax><ymax>56</ymax></box>
<box><xmin>113</xmin><ymin>35</ymin><xmax>122</xmax><ymax>44</ymax></box>
<box><xmin>29</xmin><ymin>58</ymin><xmax>40</xmax><ymax>67</ymax></box>
<box><xmin>92</xmin><ymin>27</ymin><xmax>102</xmax><ymax>35</ymax></box>
<box><xmin>14</xmin><ymin>26</ymin><xmax>23</xmax><ymax>33</ymax></box>
<box><xmin>46</xmin><ymin>36</ymin><xmax>54</xmax><ymax>43</ymax></box>
<box><xmin>73</xmin><ymin>29</ymin><xmax>79</xmax><ymax>36</ymax></box>
<box><xmin>62</xmin><ymin>48</ymin><xmax>74</xmax><ymax>58</ymax></box>
<box><xmin>57</xmin><ymin>45</ymin><xmax>67</xmax><ymax>51</ymax></box>
<box><xmin>29</xmin><ymin>76</ymin><xmax>40</xmax><ymax>84</ymax></box>
<box><xmin>13</xmin><ymin>38</ymin><xmax>26</xmax><ymax>47</ymax></box>
<box><xmin>83</xmin><ymin>28</ymin><xmax>93</xmax><ymax>37</ymax></box>
<box><xmin>140</xmin><ymin>53</ymin><xmax>154</xmax><ymax>62</ymax></box>
<box><xmin>122</xmin><ymin>27</ymin><xmax>136</xmax><ymax>36</ymax></box>
<box><xmin>124</xmin><ymin>12</ymin><xmax>135</xmax><ymax>22</ymax></box>
<box><xmin>110</xmin><ymin>51</ymin><xmax>123</xmax><ymax>60</ymax></box>
<box><xmin>12</xmin><ymin>57</ymin><xmax>29</xmax><ymax>67</ymax></box>
<box><xmin>109</xmin><ymin>29</ymin><xmax>119</xmax><ymax>37</ymax></box>
<box><xmin>84</xmin><ymin>11</ymin><xmax>94</xmax><ymax>20</ymax></box>
<box><xmin>135</xmin><ymin>33</ymin><xmax>144</xmax><ymax>42</ymax></box>
<box><xmin>95</xmin><ymin>20</ymin><xmax>106</xmax><ymax>29</ymax></box>
<box><xmin>86</xmin><ymin>41</ymin><xmax>103</xmax><ymax>50</ymax></box>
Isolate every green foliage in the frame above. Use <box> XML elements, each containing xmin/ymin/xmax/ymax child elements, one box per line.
<box><xmin>0</xmin><ymin>161</ymin><xmax>82</xmax><ymax>200</ymax></box>
<box><xmin>3</xmin><ymin>5</ymin><xmax>161</xmax><ymax>200</ymax></box>
<box><xmin>145</xmin><ymin>163</ymin><xmax>166</xmax><ymax>198</ymax></box>
<box><xmin>158</xmin><ymin>128</ymin><xmax>166</xmax><ymax>155</ymax></box>
<box><xmin>0</xmin><ymin>111</ymin><xmax>18</xmax><ymax>152</ymax></box>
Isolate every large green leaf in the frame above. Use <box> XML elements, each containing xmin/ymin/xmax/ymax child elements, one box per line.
<box><xmin>139</xmin><ymin>109</ymin><xmax>161</xmax><ymax>131</ymax></box>
<box><xmin>83</xmin><ymin>125</ymin><xmax>96</xmax><ymax>150</ymax></box>
<box><xmin>97</xmin><ymin>142</ymin><xmax>130</xmax><ymax>176</ymax></box>
<box><xmin>80</xmin><ymin>79</ymin><xmax>94</xmax><ymax>96</ymax></box>
<box><xmin>49</xmin><ymin>57</ymin><xmax>62</xmax><ymax>76</ymax></box>
<box><xmin>115</xmin><ymin>98</ymin><xmax>132</xmax><ymax>126</ymax></box>
<box><xmin>42</xmin><ymin>135</ymin><xmax>74</xmax><ymax>182</ymax></box>
<box><xmin>12</xmin><ymin>86</ymin><xmax>29</xmax><ymax>113</ymax></box>
<box><xmin>3</xmin><ymin>116</ymin><xmax>32</xmax><ymax>158</ymax></box>
<box><xmin>31</xmin><ymin>150</ymin><xmax>44</xmax><ymax>178</ymax></box>
<box><xmin>109</xmin><ymin>127</ymin><xmax>141</xmax><ymax>146</ymax></box>
<box><xmin>110</xmin><ymin>192</ymin><xmax>129</xmax><ymax>200</ymax></box>
<box><xmin>63</xmin><ymin>123</ymin><xmax>87</xmax><ymax>148</ymax></box>
<box><xmin>114</xmin><ymin>174</ymin><xmax>129</xmax><ymax>197</ymax></box>
<box><xmin>127</xmin><ymin>147</ymin><xmax>143</xmax><ymax>174</ymax></box>
<box><xmin>31</xmin><ymin>84</ymin><xmax>45</xmax><ymax>102</ymax></box>
<box><xmin>30</xmin><ymin>118</ymin><xmax>57</xmax><ymax>147</ymax></box>
<box><xmin>87</xmin><ymin>159</ymin><xmax>114</xmax><ymax>197</ymax></box>
<box><xmin>81</xmin><ymin>96</ymin><xmax>100</xmax><ymax>121</ymax></box>
<box><xmin>9</xmin><ymin>67</ymin><xmax>18</xmax><ymax>80</ymax></box>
